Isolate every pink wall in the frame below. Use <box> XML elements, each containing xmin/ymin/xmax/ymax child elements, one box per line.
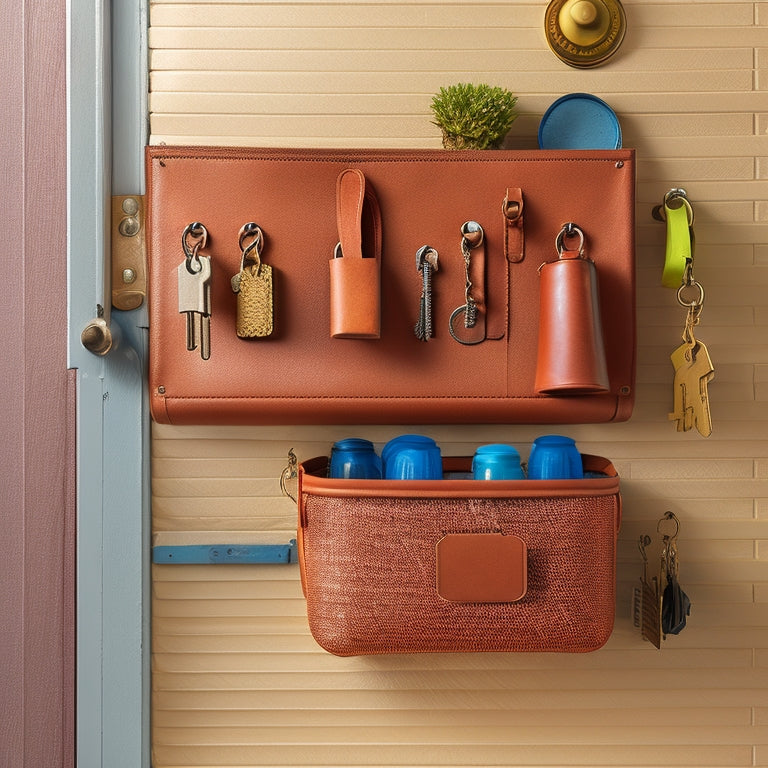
<box><xmin>0</xmin><ymin>1</ymin><xmax>74</xmax><ymax>766</ymax></box>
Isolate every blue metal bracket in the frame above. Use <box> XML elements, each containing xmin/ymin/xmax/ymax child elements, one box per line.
<box><xmin>152</xmin><ymin>540</ymin><xmax>297</xmax><ymax>565</ymax></box>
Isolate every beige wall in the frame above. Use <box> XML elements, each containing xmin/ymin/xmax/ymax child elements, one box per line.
<box><xmin>149</xmin><ymin>2</ymin><xmax>768</xmax><ymax>766</ymax></box>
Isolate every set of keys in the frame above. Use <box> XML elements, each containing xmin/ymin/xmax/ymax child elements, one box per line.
<box><xmin>177</xmin><ymin>220</ymin><xmax>277</xmax><ymax>359</ymax></box>
<box><xmin>668</xmin><ymin>282</ymin><xmax>714</xmax><ymax>437</ymax></box>
<box><xmin>412</xmin><ymin>221</ymin><xmax>485</xmax><ymax>344</ymax></box>
<box><xmin>177</xmin><ymin>222</ymin><xmax>212</xmax><ymax>360</ymax></box>
<box><xmin>414</xmin><ymin>245</ymin><xmax>439</xmax><ymax>341</ymax></box>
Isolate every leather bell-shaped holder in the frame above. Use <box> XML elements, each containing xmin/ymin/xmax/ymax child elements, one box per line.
<box><xmin>535</xmin><ymin>223</ymin><xmax>609</xmax><ymax>395</ymax></box>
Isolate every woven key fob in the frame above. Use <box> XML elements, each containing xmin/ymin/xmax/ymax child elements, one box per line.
<box><xmin>236</xmin><ymin>264</ymin><xmax>273</xmax><ymax>338</ymax></box>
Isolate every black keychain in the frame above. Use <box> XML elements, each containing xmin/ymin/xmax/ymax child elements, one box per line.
<box><xmin>659</xmin><ymin>512</ymin><xmax>691</xmax><ymax>637</ymax></box>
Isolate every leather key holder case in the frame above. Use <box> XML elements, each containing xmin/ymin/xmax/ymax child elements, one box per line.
<box><xmin>297</xmin><ymin>454</ymin><xmax>621</xmax><ymax>655</ymax></box>
<box><xmin>329</xmin><ymin>168</ymin><xmax>382</xmax><ymax>338</ymax></box>
<box><xmin>146</xmin><ymin>146</ymin><xmax>635</xmax><ymax>425</ymax></box>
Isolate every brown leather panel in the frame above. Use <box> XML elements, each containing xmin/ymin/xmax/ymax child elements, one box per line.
<box><xmin>146</xmin><ymin>146</ymin><xmax>635</xmax><ymax>425</ymax></box>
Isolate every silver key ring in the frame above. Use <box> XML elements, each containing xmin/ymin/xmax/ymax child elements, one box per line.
<box><xmin>677</xmin><ymin>279</ymin><xmax>704</xmax><ymax>309</ymax></box>
<box><xmin>448</xmin><ymin>304</ymin><xmax>483</xmax><ymax>345</ymax></box>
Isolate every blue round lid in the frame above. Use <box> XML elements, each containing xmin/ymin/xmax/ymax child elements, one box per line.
<box><xmin>332</xmin><ymin>437</ymin><xmax>375</xmax><ymax>452</ymax></box>
<box><xmin>538</xmin><ymin>93</ymin><xmax>621</xmax><ymax>149</ymax></box>
<box><xmin>475</xmin><ymin>443</ymin><xmax>521</xmax><ymax>458</ymax></box>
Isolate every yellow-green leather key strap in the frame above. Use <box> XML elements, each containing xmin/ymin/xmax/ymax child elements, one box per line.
<box><xmin>661</xmin><ymin>194</ymin><xmax>694</xmax><ymax>289</ymax></box>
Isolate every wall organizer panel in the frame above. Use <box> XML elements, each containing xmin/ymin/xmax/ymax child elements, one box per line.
<box><xmin>147</xmin><ymin>146</ymin><xmax>635</xmax><ymax>426</ymax></box>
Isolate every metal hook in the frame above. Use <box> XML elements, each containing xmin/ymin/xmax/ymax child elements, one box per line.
<box><xmin>460</xmin><ymin>220</ymin><xmax>484</xmax><ymax>250</ymax></box>
<box><xmin>657</xmin><ymin>510</ymin><xmax>680</xmax><ymax>541</ymax></box>
<box><xmin>555</xmin><ymin>222</ymin><xmax>585</xmax><ymax>256</ymax></box>
<box><xmin>652</xmin><ymin>188</ymin><xmax>693</xmax><ymax>225</ymax></box>
<box><xmin>182</xmin><ymin>221</ymin><xmax>208</xmax><ymax>273</ymax></box>
<box><xmin>279</xmin><ymin>448</ymin><xmax>298</xmax><ymax>503</ymax></box>
<box><xmin>238</xmin><ymin>222</ymin><xmax>264</xmax><ymax>271</ymax></box>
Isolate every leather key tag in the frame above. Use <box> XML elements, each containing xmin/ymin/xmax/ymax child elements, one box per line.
<box><xmin>237</xmin><ymin>264</ymin><xmax>273</xmax><ymax>338</ymax></box>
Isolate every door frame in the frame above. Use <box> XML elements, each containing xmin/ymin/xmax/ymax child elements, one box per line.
<box><xmin>68</xmin><ymin>0</ymin><xmax>150</xmax><ymax>765</ymax></box>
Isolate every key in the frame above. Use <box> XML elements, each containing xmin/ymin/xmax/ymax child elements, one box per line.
<box><xmin>414</xmin><ymin>245</ymin><xmax>438</xmax><ymax>341</ymax></box>
<box><xmin>668</xmin><ymin>339</ymin><xmax>695</xmax><ymax>431</ymax></box>
<box><xmin>177</xmin><ymin>255</ymin><xmax>212</xmax><ymax>359</ymax></box>
<box><xmin>668</xmin><ymin>310</ymin><xmax>714</xmax><ymax>436</ymax></box>
<box><xmin>686</xmin><ymin>339</ymin><xmax>714</xmax><ymax>437</ymax></box>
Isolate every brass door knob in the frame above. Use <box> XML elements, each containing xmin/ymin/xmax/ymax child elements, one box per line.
<box><xmin>545</xmin><ymin>0</ymin><xmax>626</xmax><ymax>68</ymax></box>
<box><xmin>81</xmin><ymin>316</ymin><xmax>114</xmax><ymax>356</ymax></box>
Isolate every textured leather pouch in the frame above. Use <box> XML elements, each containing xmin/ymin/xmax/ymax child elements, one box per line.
<box><xmin>297</xmin><ymin>454</ymin><xmax>621</xmax><ymax>655</ymax></box>
<box><xmin>146</xmin><ymin>146</ymin><xmax>635</xmax><ymax>425</ymax></box>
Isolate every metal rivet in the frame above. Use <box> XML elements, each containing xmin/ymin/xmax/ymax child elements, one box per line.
<box><xmin>157</xmin><ymin>386</ymin><xmax>166</xmax><ymax>395</ymax></box>
<box><xmin>619</xmin><ymin>385</ymin><xmax>631</xmax><ymax>395</ymax></box>
<box><xmin>122</xmin><ymin>197</ymin><xmax>140</xmax><ymax>216</ymax></box>
<box><xmin>122</xmin><ymin>268</ymin><xmax>136</xmax><ymax>284</ymax></box>
<box><xmin>118</xmin><ymin>216</ymin><xmax>140</xmax><ymax>237</ymax></box>
<box><xmin>615</xmin><ymin>160</ymin><xmax>624</xmax><ymax>169</ymax></box>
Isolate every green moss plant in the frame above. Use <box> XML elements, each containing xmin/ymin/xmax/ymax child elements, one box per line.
<box><xmin>430</xmin><ymin>83</ymin><xmax>518</xmax><ymax>150</ymax></box>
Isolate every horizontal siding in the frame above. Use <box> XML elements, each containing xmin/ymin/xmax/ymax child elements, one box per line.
<box><xmin>149</xmin><ymin>1</ymin><xmax>768</xmax><ymax>766</ymax></box>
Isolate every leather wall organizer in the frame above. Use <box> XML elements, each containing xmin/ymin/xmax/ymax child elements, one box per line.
<box><xmin>146</xmin><ymin>146</ymin><xmax>635</xmax><ymax>425</ymax></box>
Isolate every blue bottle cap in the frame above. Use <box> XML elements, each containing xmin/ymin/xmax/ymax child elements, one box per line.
<box><xmin>538</xmin><ymin>93</ymin><xmax>622</xmax><ymax>150</ymax></box>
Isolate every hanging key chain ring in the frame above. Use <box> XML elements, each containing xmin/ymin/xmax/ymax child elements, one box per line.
<box><xmin>449</xmin><ymin>220</ymin><xmax>484</xmax><ymax>345</ymax></box>
<box><xmin>677</xmin><ymin>269</ymin><xmax>705</xmax><ymax>312</ymax></box>
<box><xmin>182</xmin><ymin>221</ymin><xmax>208</xmax><ymax>275</ymax></box>
<box><xmin>657</xmin><ymin>511</ymin><xmax>680</xmax><ymax>580</ymax></box>
<box><xmin>677</xmin><ymin>259</ymin><xmax>705</xmax><ymax>341</ymax></box>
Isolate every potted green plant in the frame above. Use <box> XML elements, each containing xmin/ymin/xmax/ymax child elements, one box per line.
<box><xmin>430</xmin><ymin>83</ymin><xmax>518</xmax><ymax>150</ymax></box>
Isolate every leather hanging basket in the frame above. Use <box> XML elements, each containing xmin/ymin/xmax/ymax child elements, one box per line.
<box><xmin>297</xmin><ymin>454</ymin><xmax>622</xmax><ymax>655</ymax></box>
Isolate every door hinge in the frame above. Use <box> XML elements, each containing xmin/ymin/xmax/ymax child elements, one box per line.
<box><xmin>111</xmin><ymin>195</ymin><xmax>147</xmax><ymax>310</ymax></box>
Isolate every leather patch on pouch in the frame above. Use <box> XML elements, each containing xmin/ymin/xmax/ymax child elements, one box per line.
<box><xmin>436</xmin><ymin>532</ymin><xmax>527</xmax><ymax>603</ymax></box>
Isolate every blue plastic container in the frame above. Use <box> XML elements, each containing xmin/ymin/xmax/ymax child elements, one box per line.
<box><xmin>382</xmin><ymin>434</ymin><xmax>442</xmax><ymax>480</ymax></box>
<box><xmin>328</xmin><ymin>437</ymin><xmax>382</xmax><ymax>479</ymax></box>
<box><xmin>472</xmin><ymin>444</ymin><xmax>526</xmax><ymax>480</ymax></box>
<box><xmin>527</xmin><ymin>435</ymin><xmax>584</xmax><ymax>480</ymax></box>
